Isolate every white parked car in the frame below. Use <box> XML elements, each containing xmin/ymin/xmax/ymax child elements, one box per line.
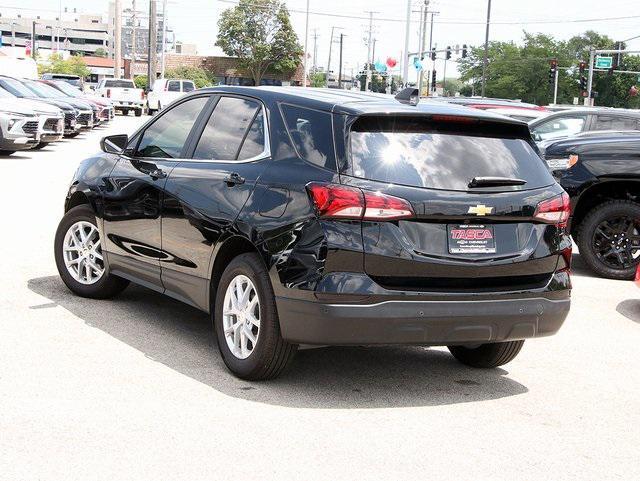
<box><xmin>146</xmin><ymin>78</ymin><xmax>196</xmax><ymax>114</ymax></box>
<box><xmin>96</xmin><ymin>78</ymin><xmax>145</xmax><ymax>117</ymax></box>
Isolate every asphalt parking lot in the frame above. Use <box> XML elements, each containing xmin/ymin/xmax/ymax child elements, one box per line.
<box><xmin>1</xmin><ymin>114</ymin><xmax>639</xmax><ymax>480</ymax></box>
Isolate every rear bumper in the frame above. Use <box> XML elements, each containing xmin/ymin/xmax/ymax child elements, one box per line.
<box><xmin>276</xmin><ymin>295</ymin><xmax>570</xmax><ymax>345</ymax></box>
<box><xmin>113</xmin><ymin>101</ymin><xmax>144</xmax><ymax>109</ymax></box>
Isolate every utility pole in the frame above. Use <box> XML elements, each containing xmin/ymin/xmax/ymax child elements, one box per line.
<box><xmin>372</xmin><ymin>39</ymin><xmax>377</xmax><ymax>63</ymax></box>
<box><xmin>338</xmin><ymin>33</ymin><xmax>344</xmax><ymax>89</ymax></box>
<box><xmin>402</xmin><ymin>0</ymin><xmax>411</xmax><ymax>86</ymax></box>
<box><xmin>364</xmin><ymin>11</ymin><xmax>378</xmax><ymax>92</ymax></box>
<box><xmin>553</xmin><ymin>68</ymin><xmax>559</xmax><ymax>105</ymax></box>
<box><xmin>302</xmin><ymin>0</ymin><xmax>310</xmax><ymax>87</ymax></box>
<box><xmin>148</xmin><ymin>0</ymin><xmax>157</xmax><ymax>89</ymax></box>
<box><xmin>426</xmin><ymin>11</ymin><xmax>438</xmax><ymax>95</ymax></box>
<box><xmin>312</xmin><ymin>29</ymin><xmax>319</xmax><ymax>71</ymax></box>
<box><xmin>131</xmin><ymin>0</ymin><xmax>137</xmax><ymax>79</ymax></box>
<box><xmin>417</xmin><ymin>1</ymin><xmax>429</xmax><ymax>96</ymax></box>
<box><xmin>31</xmin><ymin>21</ymin><xmax>36</xmax><ymax>59</ymax></box>
<box><xmin>114</xmin><ymin>0</ymin><xmax>122</xmax><ymax>79</ymax></box>
<box><xmin>326</xmin><ymin>26</ymin><xmax>335</xmax><ymax>82</ymax></box>
<box><xmin>481</xmin><ymin>0</ymin><xmax>492</xmax><ymax>97</ymax></box>
<box><xmin>161</xmin><ymin>0</ymin><xmax>167</xmax><ymax>79</ymax></box>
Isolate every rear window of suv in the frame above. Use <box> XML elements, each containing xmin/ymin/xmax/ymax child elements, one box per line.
<box><xmin>349</xmin><ymin>116</ymin><xmax>555</xmax><ymax>191</ymax></box>
<box><xmin>103</xmin><ymin>80</ymin><xmax>136</xmax><ymax>88</ymax></box>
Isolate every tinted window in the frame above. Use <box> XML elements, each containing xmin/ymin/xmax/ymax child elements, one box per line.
<box><xmin>136</xmin><ymin>96</ymin><xmax>208</xmax><ymax>158</ymax></box>
<box><xmin>594</xmin><ymin>115</ymin><xmax>640</xmax><ymax>131</ymax></box>
<box><xmin>193</xmin><ymin>97</ymin><xmax>261</xmax><ymax>160</ymax></box>
<box><xmin>281</xmin><ymin>104</ymin><xmax>335</xmax><ymax>169</ymax></box>
<box><xmin>167</xmin><ymin>80</ymin><xmax>180</xmax><ymax>92</ymax></box>
<box><xmin>532</xmin><ymin>115</ymin><xmax>586</xmax><ymax>140</ymax></box>
<box><xmin>183</xmin><ymin>81</ymin><xmax>195</xmax><ymax>92</ymax></box>
<box><xmin>350</xmin><ymin>117</ymin><xmax>554</xmax><ymax>192</ymax></box>
<box><xmin>104</xmin><ymin>80</ymin><xmax>136</xmax><ymax>88</ymax></box>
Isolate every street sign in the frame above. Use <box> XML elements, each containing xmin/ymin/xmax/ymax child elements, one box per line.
<box><xmin>595</xmin><ymin>56</ymin><xmax>613</xmax><ymax>69</ymax></box>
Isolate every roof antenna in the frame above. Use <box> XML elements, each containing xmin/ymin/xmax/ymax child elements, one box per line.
<box><xmin>395</xmin><ymin>88</ymin><xmax>420</xmax><ymax>106</ymax></box>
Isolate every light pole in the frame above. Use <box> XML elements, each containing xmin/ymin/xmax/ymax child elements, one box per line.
<box><xmin>481</xmin><ymin>0</ymin><xmax>492</xmax><ymax>98</ymax></box>
<box><xmin>161</xmin><ymin>0</ymin><xmax>167</xmax><ymax>79</ymax></box>
<box><xmin>402</xmin><ymin>0</ymin><xmax>411</xmax><ymax>86</ymax></box>
<box><xmin>302</xmin><ymin>0</ymin><xmax>310</xmax><ymax>87</ymax></box>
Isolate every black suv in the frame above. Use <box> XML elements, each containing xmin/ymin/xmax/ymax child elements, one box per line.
<box><xmin>54</xmin><ymin>87</ymin><xmax>571</xmax><ymax>380</ymax></box>
<box><xmin>542</xmin><ymin>133</ymin><xmax>640</xmax><ymax>279</ymax></box>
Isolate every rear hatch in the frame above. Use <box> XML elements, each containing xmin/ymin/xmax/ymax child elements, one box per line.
<box><xmin>341</xmin><ymin>114</ymin><xmax>568</xmax><ymax>292</ymax></box>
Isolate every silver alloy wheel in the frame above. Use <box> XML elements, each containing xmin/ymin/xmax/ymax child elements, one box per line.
<box><xmin>222</xmin><ymin>274</ymin><xmax>260</xmax><ymax>359</ymax></box>
<box><xmin>62</xmin><ymin>220</ymin><xmax>105</xmax><ymax>285</ymax></box>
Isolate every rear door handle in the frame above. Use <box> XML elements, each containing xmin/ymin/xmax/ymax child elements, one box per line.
<box><xmin>224</xmin><ymin>172</ymin><xmax>245</xmax><ymax>186</ymax></box>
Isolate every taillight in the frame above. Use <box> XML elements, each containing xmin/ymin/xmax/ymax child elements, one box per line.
<box><xmin>106</xmin><ymin>88</ymin><xmax>111</xmax><ymax>98</ymax></box>
<box><xmin>559</xmin><ymin>246</ymin><xmax>573</xmax><ymax>273</ymax></box>
<box><xmin>635</xmin><ymin>265</ymin><xmax>640</xmax><ymax>286</ymax></box>
<box><xmin>534</xmin><ymin>192</ymin><xmax>570</xmax><ymax>228</ymax></box>
<box><xmin>141</xmin><ymin>90</ymin><xmax>145</xmax><ymax>99</ymax></box>
<box><xmin>306</xmin><ymin>183</ymin><xmax>414</xmax><ymax>221</ymax></box>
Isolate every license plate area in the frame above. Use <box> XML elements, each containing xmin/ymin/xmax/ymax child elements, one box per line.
<box><xmin>448</xmin><ymin>224</ymin><xmax>496</xmax><ymax>254</ymax></box>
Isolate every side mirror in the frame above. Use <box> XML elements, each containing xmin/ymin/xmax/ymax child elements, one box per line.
<box><xmin>100</xmin><ymin>134</ymin><xmax>128</xmax><ymax>154</ymax></box>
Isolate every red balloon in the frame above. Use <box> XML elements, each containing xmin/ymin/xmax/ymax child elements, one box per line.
<box><xmin>386</xmin><ymin>57</ymin><xmax>397</xmax><ymax>68</ymax></box>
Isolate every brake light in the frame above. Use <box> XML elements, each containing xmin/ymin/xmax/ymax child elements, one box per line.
<box><xmin>306</xmin><ymin>183</ymin><xmax>414</xmax><ymax>221</ymax></box>
<box><xmin>106</xmin><ymin>89</ymin><xmax>111</xmax><ymax>98</ymax></box>
<box><xmin>141</xmin><ymin>90</ymin><xmax>145</xmax><ymax>100</ymax></box>
<box><xmin>534</xmin><ymin>192</ymin><xmax>570</xmax><ymax>228</ymax></box>
<box><xmin>431</xmin><ymin>114</ymin><xmax>477</xmax><ymax>124</ymax></box>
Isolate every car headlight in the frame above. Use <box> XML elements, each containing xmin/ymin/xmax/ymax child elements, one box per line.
<box><xmin>8</xmin><ymin>118</ymin><xmax>21</xmax><ymax>130</ymax></box>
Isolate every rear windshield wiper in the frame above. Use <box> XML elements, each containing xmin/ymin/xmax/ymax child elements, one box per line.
<box><xmin>468</xmin><ymin>176</ymin><xmax>527</xmax><ymax>188</ymax></box>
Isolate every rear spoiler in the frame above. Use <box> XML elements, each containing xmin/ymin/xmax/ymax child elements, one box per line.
<box><xmin>395</xmin><ymin>88</ymin><xmax>420</xmax><ymax>106</ymax></box>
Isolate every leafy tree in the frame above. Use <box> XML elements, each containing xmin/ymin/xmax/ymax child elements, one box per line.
<box><xmin>134</xmin><ymin>75</ymin><xmax>148</xmax><ymax>89</ymax></box>
<box><xmin>216</xmin><ymin>0</ymin><xmax>303</xmax><ymax>86</ymax></box>
<box><xmin>457</xmin><ymin>30</ymin><xmax>639</xmax><ymax>107</ymax></box>
<box><xmin>310</xmin><ymin>72</ymin><xmax>326</xmax><ymax>88</ymax></box>
<box><xmin>93</xmin><ymin>48</ymin><xmax>108</xmax><ymax>58</ymax></box>
<box><xmin>165</xmin><ymin>66</ymin><xmax>214</xmax><ymax>88</ymax></box>
<box><xmin>38</xmin><ymin>53</ymin><xmax>90</xmax><ymax>78</ymax></box>
<box><xmin>442</xmin><ymin>78</ymin><xmax>463</xmax><ymax>97</ymax></box>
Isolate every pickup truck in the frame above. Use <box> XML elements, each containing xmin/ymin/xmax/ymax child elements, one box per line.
<box><xmin>96</xmin><ymin>79</ymin><xmax>144</xmax><ymax>117</ymax></box>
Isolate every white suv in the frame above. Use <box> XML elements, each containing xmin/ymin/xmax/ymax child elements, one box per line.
<box><xmin>146</xmin><ymin>78</ymin><xmax>196</xmax><ymax>114</ymax></box>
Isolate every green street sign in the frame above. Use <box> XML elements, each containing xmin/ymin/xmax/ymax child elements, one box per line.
<box><xmin>595</xmin><ymin>56</ymin><xmax>613</xmax><ymax>69</ymax></box>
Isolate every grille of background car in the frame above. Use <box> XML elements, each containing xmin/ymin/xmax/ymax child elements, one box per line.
<box><xmin>22</xmin><ymin>121</ymin><xmax>39</xmax><ymax>136</ymax></box>
<box><xmin>77</xmin><ymin>112</ymin><xmax>92</xmax><ymax>125</ymax></box>
<box><xmin>64</xmin><ymin>112</ymin><xmax>75</xmax><ymax>127</ymax></box>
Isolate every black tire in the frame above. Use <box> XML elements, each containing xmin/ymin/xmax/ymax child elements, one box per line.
<box><xmin>577</xmin><ymin>200</ymin><xmax>640</xmax><ymax>280</ymax></box>
<box><xmin>32</xmin><ymin>142</ymin><xmax>47</xmax><ymax>150</ymax></box>
<box><xmin>135</xmin><ymin>109</ymin><xmax>142</xmax><ymax>117</ymax></box>
<box><xmin>214</xmin><ymin>252</ymin><xmax>297</xmax><ymax>380</ymax></box>
<box><xmin>448</xmin><ymin>340</ymin><xmax>524</xmax><ymax>368</ymax></box>
<box><xmin>121</xmin><ymin>109</ymin><xmax>129</xmax><ymax>116</ymax></box>
<box><xmin>0</xmin><ymin>150</ymin><xmax>16</xmax><ymax>155</ymax></box>
<box><xmin>54</xmin><ymin>205</ymin><xmax>129</xmax><ymax>299</ymax></box>
<box><xmin>64</xmin><ymin>132</ymin><xmax>80</xmax><ymax>138</ymax></box>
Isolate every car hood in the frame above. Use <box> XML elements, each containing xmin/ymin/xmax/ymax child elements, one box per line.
<box><xmin>0</xmin><ymin>97</ymin><xmax>63</xmax><ymax>116</ymax></box>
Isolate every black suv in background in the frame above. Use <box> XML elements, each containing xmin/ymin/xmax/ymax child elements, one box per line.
<box><xmin>54</xmin><ymin>87</ymin><xmax>571</xmax><ymax>380</ymax></box>
<box><xmin>542</xmin><ymin>133</ymin><xmax>640</xmax><ymax>279</ymax></box>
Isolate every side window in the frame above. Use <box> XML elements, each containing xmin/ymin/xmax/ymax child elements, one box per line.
<box><xmin>594</xmin><ymin>115</ymin><xmax>638</xmax><ymax>131</ymax></box>
<box><xmin>167</xmin><ymin>80</ymin><xmax>180</xmax><ymax>92</ymax></box>
<box><xmin>193</xmin><ymin>96</ymin><xmax>262</xmax><ymax>160</ymax></box>
<box><xmin>182</xmin><ymin>81</ymin><xmax>195</xmax><ymax>93</ymax></box>
<box><xmin>237</xmin><ymin>110</ymin><xmax>266</xmax><ymax>160</ymax></box>
<box><xmin>281</xmin><ymin>104</ymin><xmax>336</xmax><ymax>170</ymax></box>
<box><xmin>532</xmin><ymin>115</ymin><xmax>586</xmax><ymax>141</ymax></box>
<box><xmin>135</xmin><ymin>96</ymin><xmax>208</xmax><ymax>159</ymax></box>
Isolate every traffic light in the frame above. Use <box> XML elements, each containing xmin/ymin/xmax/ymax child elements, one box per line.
<box><xmin>431</xmin><ymin>70</ymin><xmax>437</xmax><ymax>89</ymax></box>
<box><xmin>548</xmin><ymin>59</ymin><xmax>557</xmax><ymax>85</ymax></box>
<box><xmin>462</xmin><ymin>44</ymin><xmax>468</xmax><ymax>58</ymax></box>
<box><xmin>430</xmin><ymin>48</ymin><xmax>436</xmax><ymax>61</ymax></box>
<box><xmin>446</xmin><ymin>46</ymin><xmax>452</xmax><ymax>60</ymax></box>
<box><xmin>578</xmin><ymin>60</ymin><xmax>587</xmax><ymax>92</ymax></box>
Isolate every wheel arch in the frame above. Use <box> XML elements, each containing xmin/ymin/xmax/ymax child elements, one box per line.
<box><xmin>65</xmin><ymin>190</ymin><xmax>92</xmax><ymax>212</ymax></box>
<box><xmin>571</xmin><ymin>179</ymin><xmax>640</xmax><ymax>238</ymax></box>
<box><xmin>208</xmin><ymin>235</ymin><xmax>267</xmax><ymax>313</ymax></box>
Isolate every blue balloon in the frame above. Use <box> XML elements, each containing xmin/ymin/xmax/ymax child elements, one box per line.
<box><xmin>414</xmin><ymin>60</ymin><xmax>423</xmax><ymax>71</ymax></box>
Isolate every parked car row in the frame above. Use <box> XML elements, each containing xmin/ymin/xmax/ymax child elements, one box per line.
<box><xmin>0</xmin><ymin>74</ymin><xmax>115</xmax><ymax>155</ymax></box>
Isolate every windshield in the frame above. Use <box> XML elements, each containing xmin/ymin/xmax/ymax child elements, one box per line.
<box><xmin>349</xmin><ymin>117</ymin><xmax>554</xmax><ymax>192</ymax></box>
<box><xmin>104</xmin><ymin>80</ymin><xmax>136</xmax><ymax>88</ymax></box>
<box><xmin>51</xmin><ymin>81</ymin><xmax>81</xmax><ymax>97</ymax></box>
<box><xmin>0</xmin><ymin>78</ymin><xmax>36</xmax><ymax>97</ymax></box>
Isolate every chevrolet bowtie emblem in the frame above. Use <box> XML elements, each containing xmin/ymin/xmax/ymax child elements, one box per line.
<box><xmin>468</xmin><ymin>204</ymin><xmax>493</xmax><ymax>216</ymax></box>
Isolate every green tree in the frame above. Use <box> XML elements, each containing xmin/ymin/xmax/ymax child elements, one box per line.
<box><xmin>442</xmin><ymin>78</ymin><xmax>463</xmax><ymax>97</ymax></box>
<box><xmin>134</xmin><ymin>75</ymin><xmax>148</xmax><ymax>89</ymax></box>
<box><xmin>38</xmin><ymin>53</ymin><xmax>90</xmax><ymax>78</ymax></box>
<box><xmin>215</xmin><ymin>0</ymin><xmax>303</xmax><ymax>86</ymax></box>
<box><xmin>93</xmin><ymin>47</ymin><xmax>108</xmax><ymax>58</ymax></box>
<box><xmin>310</xmin><ymin>72</ymin><xmax>326</xmax><ymax>88</ymax></box>
<box><xmin>164</xmin><ymin>66</ymin><xmax>214</xmax><ymax>88</ymax></box>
